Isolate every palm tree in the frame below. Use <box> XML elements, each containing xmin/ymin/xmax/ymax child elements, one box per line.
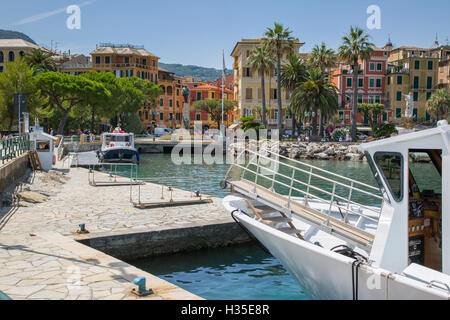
<box><xmin>310</xmin><ymin>42</ymin><xmax>337</xmax><ymax>74</ymax></box>
<box><xmin>246</xmin><ymin>44</ymin><xmax>275</xmax><ymax>127</ymax></box>
<box><xmin>338</xmin><ymin>26</ymin><xmax>374</xmax><ymax>140</ymax></box>
<box><xmin>24</xmin><ymin>48</ymin><xmax>56</xmax><ymax>74</ymax></box>
<box><xmin>264</xmin><ymin>22</ymin><xmax>296</xmax><ymax>131</ymax></box>
<box><xmin>280</xmin><ymin>54</ymin><xmax>308</xmax><ymax>137</ymax></box>
<box><xmin>290</xmin><ymin>67</ymin><xmax>338</xmax><ymax>137</ymax></box>
<box><xmin>426</xmin><ymin>89</ymin><xmax>450</xmax><ymax>121</ymax></box>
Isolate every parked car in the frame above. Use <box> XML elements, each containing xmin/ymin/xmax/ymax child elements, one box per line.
<box><xmin>154</xmin><ymin>128</ymin><xmax>172</xmax><ymax>137</ymax></box>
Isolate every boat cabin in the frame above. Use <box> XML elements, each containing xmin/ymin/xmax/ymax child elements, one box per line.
<box><xmin>102</xmin><ymin>131</ymin><xmax>135</xmax><ymax>149</ymax></box>
<box><xmin>360</xmin><ymin>122</ymin><xmax>449</xmax><ymax>275</ymax></box>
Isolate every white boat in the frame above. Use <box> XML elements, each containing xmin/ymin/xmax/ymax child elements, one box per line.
<box><xmin>98</xmin><ymin>128</ymin><xmax>139</xmax><ymax>164</ymax></box>
<box><xmin>222</xmin><ymin>122</ymin><xmax>450</xmax><ymax>300</ymax></box>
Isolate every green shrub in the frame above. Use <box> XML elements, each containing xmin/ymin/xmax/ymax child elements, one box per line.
<box><xmin>373</xmin><ymin>123</ymin><xmax>397</xmax><ymax>139</ymax></box>
<box><xmin>331</xmin><ymin>128</ymin><xmax>349</xmax><ymax>141</ymax></box>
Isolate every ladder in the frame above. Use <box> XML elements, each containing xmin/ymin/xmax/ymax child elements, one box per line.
<box><xmin>29</xmin><ymin>151</ymin><xmax>43</xmax><ymax>171</ymax></box>
<box><xmin>225</xmin><ymin>146</ymin><xmax>384</xmax><ymax>251</ymax></box>
<box><xmin>245</xmin><ymin>200</ymin><xmax>304</xmax><ymax>240</ymax></box>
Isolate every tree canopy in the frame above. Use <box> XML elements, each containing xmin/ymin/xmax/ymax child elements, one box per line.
<box><xmin>34</xmin><ymin>72</ymin><xmax>110</xmax><ymax>135</ymax></box>
<box><xmin>0</xmin><ymin>59</ymin><xmax>44</xmax><ymax>130</ymax></box>
<box><xmin>191</xmin><ymin>99</ymin><xmax>235</xmax><ymax>128</ymax></box>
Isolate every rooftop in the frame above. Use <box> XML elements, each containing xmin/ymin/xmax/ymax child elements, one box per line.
<box><xmin>0</xmin><ymin>38</ymin><xmax>41</xmax><ymax>49</ymax></box>
<box><xmin>91</xmin><ymin>44</ymin><xmax>159</xmax><ymax>58</ymax></box>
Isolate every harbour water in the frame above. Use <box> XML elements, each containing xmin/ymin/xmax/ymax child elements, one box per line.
<box><xmin>130</xmin><ymin>242</ymin><xmax>309</xmax><ymax>300</ymax></box>
<box><xmin>126</xmin><ymin>153</ymin><xmax>378</xmax><ymax>300</ymax></box>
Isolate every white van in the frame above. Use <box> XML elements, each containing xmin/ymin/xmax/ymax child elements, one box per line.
<box><xmin>154</xmin><ymin>127</ymin><xmax>172</xmax><ymax>137</ymax></box>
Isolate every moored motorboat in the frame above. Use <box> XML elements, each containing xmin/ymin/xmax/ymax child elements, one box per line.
<box><xmin>222</xmin><ymin>122</ymin><xmax>450</xmax><ymax>299</ymax></box>
<box><xmin>98</xmin><ymin>128</ymin><xmax>139</xmax><ymax>164</ymax></box>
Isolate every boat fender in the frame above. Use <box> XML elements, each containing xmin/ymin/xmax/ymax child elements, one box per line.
<box><xmin>53</xmin><ymin>155</ymin><xmax>56</xmax><ymax>165</ymax></box>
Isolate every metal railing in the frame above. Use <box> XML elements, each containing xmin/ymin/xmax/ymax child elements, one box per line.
<box><xmin>0</xmin><ymin>135</ymin><xmax>30</xmax><ymax>165</ymax></box>
<box><xmin>225</xmin><ymin>146</ymin><xmax>384</xmax><ymax>225</ymax></box>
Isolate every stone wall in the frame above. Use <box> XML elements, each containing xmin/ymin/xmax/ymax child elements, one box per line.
<box><xmin>77</xmin><ymin>222</ymin><xmax>252</xmax><ymax>261</ymax></box>
<box><xmin>0</xmin><ymin>154</ymin><xmax>30</xmax><ymax>193</ymax></box>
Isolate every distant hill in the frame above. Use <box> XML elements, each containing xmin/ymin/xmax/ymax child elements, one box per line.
<box><xmin>159</xmin><ymin>63</ymin><xmax>232</xmax><ymax>82</ymax></box>
<box><xmin>0</xmin><ymin>30</ymin><xmax>36</xmax><ymax>44</ymax></box>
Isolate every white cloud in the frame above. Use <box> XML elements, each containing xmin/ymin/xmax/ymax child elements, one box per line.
<box><xmin>10</xmin><ymin>1</ymin><xmax>95</xmax><ymax>26</ymax></box>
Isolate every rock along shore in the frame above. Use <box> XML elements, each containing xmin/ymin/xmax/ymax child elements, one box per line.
<box><xmin>229</xmin><ymin>141</ymin><xmax>366</xmax><ymax>162</ymax></box>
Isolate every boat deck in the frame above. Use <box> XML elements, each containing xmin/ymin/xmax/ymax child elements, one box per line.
<box><xmin>231</xmin><ymin>179</ymin><xmax>375</xmax><ymax>249</ymax></box>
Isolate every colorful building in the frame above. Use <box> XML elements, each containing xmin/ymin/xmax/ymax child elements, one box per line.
<box><xmin>187</xmin><ymin>83</ymin><xmax>235</xmax><ymax>128</ymax></box>
<box><xmin>142</xmin><ymin>68</ymin><xmax>184</xmax><ymax>129</ymax></box>
<box><xmin>58</xmin><ymin>54</ymin><xmax>92</xmax><ymax>75</ymax></box>
<box><xmin>231</xmin><ymin>38</ymin><xmax>304</xmax><ymax>129</ymax></box>
<box><xmin>90</xmin><ymin>43</ymin><xmax>159</xmax><ymax>82</ymax></box>
<box><xmin>0</xmin><ymin>39</ymin><xmax>43</xmax><ymax>73</ymax></box>
<box><xmin>432</xmin><ymin>45</ymin><xmax>450</xmax><ymax>93</ymax></box>
<box><xmin>386</xmin><ymin>43</ymin><xmax>440</xmax><ymax>122</ymax></box>
<box><xmin>332</xmin><ymin>44</ymin><xmax>392</xmax><ymax>126</ymax></box>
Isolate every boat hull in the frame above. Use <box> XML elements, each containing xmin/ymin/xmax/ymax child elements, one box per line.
<box><xmin>99</xmin><ymin>147</ymin><xmax>139</xmax><ymax>164</ymax></box>
<box><xmin>233</xmin><ymin>210</ymin><xmax>448</xmax><ymax>300</ymax></box>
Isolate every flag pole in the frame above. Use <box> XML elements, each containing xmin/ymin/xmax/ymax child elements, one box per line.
<box><xmin>221</xmin><ymin>50</ymin><xmax>225</xmax><ymax>135</ymax></box>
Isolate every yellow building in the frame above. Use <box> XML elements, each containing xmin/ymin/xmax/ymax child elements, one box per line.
<box><xmin>231</xmin><ymin>38</ymin><xmax>304</xmax><ymax>129</ymax></box>
<box><xmin>386</xmin><ymin>46</ymin><xmax>440</xmax><ymax>122</ymax></box>
<box><xmin>0</xmin><ymin>39</ymin><xmax>43</xmax><ymax>73</ymax></box>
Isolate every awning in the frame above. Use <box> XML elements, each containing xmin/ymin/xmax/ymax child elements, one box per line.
<box><xmin>228</xmin><ymin>123</ymin><xmax>240</xmax><ymax>130</ymax></box>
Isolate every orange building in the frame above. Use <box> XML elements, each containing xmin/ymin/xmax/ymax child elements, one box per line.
<box><xmin>187</xmin><ymin>83</ymin><xmax>235</xmax><ymax>128</ymax></box>
<box><xmin>142</xmin><ymin>68</ymin><xmax>184</xmax><ymax>129</ymax></box>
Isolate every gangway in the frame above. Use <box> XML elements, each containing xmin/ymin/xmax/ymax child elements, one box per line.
<box><xmin>223</xmin><ymin>146</ymin><xmax>384</xmax><ymax>250</ymax></box>
<box><xmin>129</xmin><ymin>177</ymin><xmax>213</xmax><ymax>209</ymax></box>
<box><xmin>88</xmin><ymin>163</ymin><xmax>143</xmax><ymax>187</ymax></box>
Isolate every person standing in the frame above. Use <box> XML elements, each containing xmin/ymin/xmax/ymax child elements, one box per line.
<box><xmin>50</xmin><ymin>128</ymin><xmax>54</xmax><ymax>136</ymax></box>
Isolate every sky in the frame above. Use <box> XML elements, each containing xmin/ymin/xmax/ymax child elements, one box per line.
<box><xmin>1</xmin><ymin>0</ymin><xmax>449</xmax><ymax>69</ymax></box>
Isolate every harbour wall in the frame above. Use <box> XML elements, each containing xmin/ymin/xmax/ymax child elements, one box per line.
<box><xmin>77</xmin><ymin>222</ymin><xmax>252</xmax><ymax>261</ymax></box>
<box><xmin>0</xmin><ymin>154</ymin><xmax>30</xmax><ymax>193</ymax></box>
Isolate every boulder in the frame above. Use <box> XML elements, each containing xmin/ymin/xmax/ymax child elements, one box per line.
<box><xmin>345</xmin><ymin>153</ymin><xmax>363</xmax><ymax>161</ymax></box>
<box><xmin>315</xmin><ymin>153</ymin><xmax>330</xmax><ymax>160</ymax></box>
<box><xmin>17</xmin><ymin>191</ymin><xmax>48</xmax><ymax>203</ymax></box>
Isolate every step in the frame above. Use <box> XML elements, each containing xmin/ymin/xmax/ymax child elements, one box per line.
<box><xmin>261</xmin><ymin>216</ymin><xmax>292</xmax><ymax>223</ymax></box>
<box><xmin>276</xmin><ymin>227</ymin><xmax>303</xmax><ymax>235</ymax></box>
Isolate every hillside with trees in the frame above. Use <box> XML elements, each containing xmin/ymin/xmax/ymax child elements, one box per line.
<box><xmin>0</xmin><ymin>30</ymin><xmax>36</xmax><ymax>44</ymax></box>
<box><xmin>159</xmin><ymin>63</ymin><xmax>232</xmax><ymax>81</ymax></box>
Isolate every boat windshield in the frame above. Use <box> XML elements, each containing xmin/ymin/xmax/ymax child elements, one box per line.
<box><xmin>104</xmin><ymin>135</ymin><xmax>131</xmax><ymax>144</ymax></box>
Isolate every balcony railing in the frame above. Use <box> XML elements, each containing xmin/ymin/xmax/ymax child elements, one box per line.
<box><xmin>0</xmin><ymin>135</ymin><xmax>30</xmax><ymax>165</ymax></box>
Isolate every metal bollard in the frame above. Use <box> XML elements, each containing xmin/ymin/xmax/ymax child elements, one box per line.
<box><xmin>132</xmin><ymin>277</ymin><xmax>153</xmax><ymax>297</ymax></box>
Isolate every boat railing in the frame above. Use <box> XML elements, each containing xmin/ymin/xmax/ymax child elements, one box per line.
<box><xmin>225</xmin><ymin>146</ymin><xmax>384</xmax><ymax>225</ymax></box>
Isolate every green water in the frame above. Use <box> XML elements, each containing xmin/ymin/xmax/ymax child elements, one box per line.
<box><xmin>134</xmin><ymin>153</ymin><xmax>379</xmax><ymax>202</ymax></box>
<box><xmin>123</xmin><ymin>154</ymin><xmax>378</xmax><ymax>300</ymax></box>
<box><xmin>123</xmin><ymin>153</ymin><xmax>441</xmax><ymax>300</ymax></box>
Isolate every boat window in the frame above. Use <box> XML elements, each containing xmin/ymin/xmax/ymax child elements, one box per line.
<box><xmin>111</xmin><ymin>136</ymin><xmax>130</xmax><ymax>143</ymax></box>
<box><xmin>408</xmin><ymin>149</ymin><xmax>442</xmax><ymax>271</ymax></box>
<box><xmin>374</xmin><ymin>152</ymin><xmax>403</xmax><ymax>202</ymax></box>
<box><xmin>36</xmin><ymin>141</ymin><xmax>50</xmax><ymax>152</ymax></box>
<box><xmin>365</xmin><ymin>152</ymin><xmax>387</xmax><ymax>202</ymax></box>
<box><xmin>409</xmin><ymin>152</ymin><xmax>441</xmax><ymax>195</ymax></box>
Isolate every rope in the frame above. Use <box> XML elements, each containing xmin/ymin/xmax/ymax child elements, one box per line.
<box><xmin>352</xmin><ymin>260</ymin><xmax>363</xmax><ymax>300</ymax></box>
